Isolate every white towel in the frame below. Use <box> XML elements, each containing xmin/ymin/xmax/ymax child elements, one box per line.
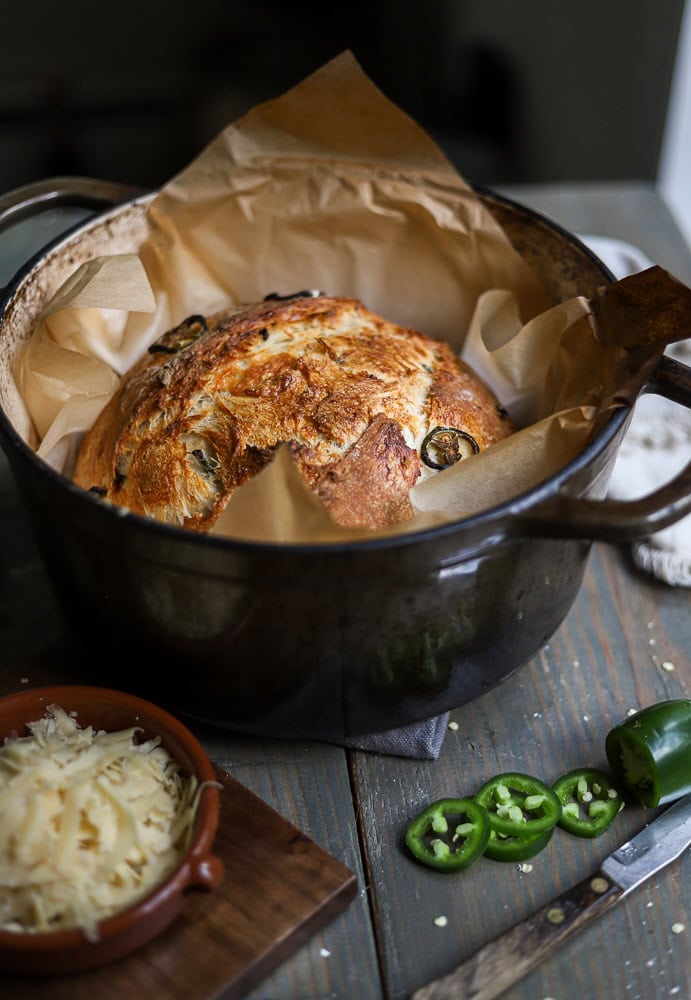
<box><xmin>580</xmin><ymin>234</ymin><xmax>691</xmax><ymax>587</ymax></box>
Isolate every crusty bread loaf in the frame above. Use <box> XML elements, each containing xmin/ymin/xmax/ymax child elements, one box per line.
<box><xmin>74</xmin><ymin>294</ymin><xmax>512</xmax><ymax>531</ymax></box>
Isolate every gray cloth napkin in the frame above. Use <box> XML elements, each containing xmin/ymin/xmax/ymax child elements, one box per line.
<box><xmin>338</xmin><ymin>711</ymin><xmax>450</xmax><ymax>759</ymax></box>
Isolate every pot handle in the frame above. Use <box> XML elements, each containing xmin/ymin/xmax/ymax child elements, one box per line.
<box><xmin>514</xmin><ymin>354</ymin><xmax>691</xmax><ymax>543</ymax></box>
<box><xmin>0</xmin><ymin>175</ymin><xmax>143</xmax><ymax>233</ymax></box>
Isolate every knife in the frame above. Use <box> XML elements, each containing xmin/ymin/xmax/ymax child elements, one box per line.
<box><xmin>411</xmin><ymin>792</ymin><xmax>691</xmax><ymax>1000</ymax></box>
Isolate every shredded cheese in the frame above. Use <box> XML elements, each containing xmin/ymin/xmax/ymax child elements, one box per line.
<box><xmin>0</xmin><ymin>705</ymin><xmax>201</xmax><ymax>941</ymax></box>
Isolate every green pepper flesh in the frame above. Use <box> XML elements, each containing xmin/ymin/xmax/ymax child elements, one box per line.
<box><xmin>405</xmin><ymin>797</ymin><xmax>491</xmax><ymax>872</ymax></box>
<box><xmin>605</xmin><ymin>699</ymin><xmax>691</xmax><ymax>807</ymax></box>
<box><xmin>483</xmin><ymin>825</ymin><xmax>555</xmax><ymax>862</ymax></box>
<box><xmin>552</xmin><ymin>768</ymin><xmax>622</xmax><ymax>838</ymax></box>
<box><xmin>474</xmin><ymin>772</ymin><xmax>561</xmax><ymax>838</ymax></box>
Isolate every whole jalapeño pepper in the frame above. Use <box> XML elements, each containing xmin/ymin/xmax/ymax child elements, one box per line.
<box><xmin>605</xmin><ymin>699</ymin><xmax>691</xmax><ymax>807</ymax></box>
<box><xmin>405</xmin><ymin>797</ymin><xmax>490</xmax><ymax>871</ymax></box>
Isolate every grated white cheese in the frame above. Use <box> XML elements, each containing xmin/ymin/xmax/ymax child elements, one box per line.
<box><xmin>0</xmin><ymin>705</ymin><xmax>200</xmax><ymax>941</ymax></box>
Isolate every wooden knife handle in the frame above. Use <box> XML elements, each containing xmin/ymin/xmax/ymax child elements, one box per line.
<box><xmin>411</xmin><ymin>873</ymin><xmax>623</xmax><ymax>1000</ymax></box>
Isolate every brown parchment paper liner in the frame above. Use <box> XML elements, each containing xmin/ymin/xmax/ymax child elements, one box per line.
<box><xmin>16</xmin><ymin>53</ymin><xmax>691</xmax><ymax>543</ymax></box>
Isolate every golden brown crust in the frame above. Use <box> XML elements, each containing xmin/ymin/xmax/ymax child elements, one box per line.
<box><xmin>74</xmin><ymin>295</ymin><xmax>513</xmax><ymax>531</ymax></box>
<box><xmin>298</xmin><ymin>414</ymin><xmax>419</xmax><ymax>530</ymax></box>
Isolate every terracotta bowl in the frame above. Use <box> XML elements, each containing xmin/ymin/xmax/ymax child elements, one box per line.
<box><xmin>0</xmin><ymin>684</ymin><xmax>223</xmax><ymax>976</ymax></box>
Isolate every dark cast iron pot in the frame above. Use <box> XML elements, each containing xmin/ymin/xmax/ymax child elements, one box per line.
<box><xmin>0</xmin><ymin>177</ymin><xmax>690</xmax><ymax>740</ymax></box>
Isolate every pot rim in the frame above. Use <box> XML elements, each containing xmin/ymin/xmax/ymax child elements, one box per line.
<box><xmin>0</xmin><ymin>185</ymin><xmax>628</xmax><ymax>555</ymax></box>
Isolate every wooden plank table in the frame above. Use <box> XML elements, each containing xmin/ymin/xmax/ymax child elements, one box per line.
<box><xmin>0</xmin><ymin>182</ymin><xmax>689</xmax><ymax>999</ymax></box>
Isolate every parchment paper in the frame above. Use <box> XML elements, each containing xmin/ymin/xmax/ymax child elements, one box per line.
<box><xmin>16</xmin><ymin>52</ymin><xmax>691</xmax><ymax>543</ymax></box>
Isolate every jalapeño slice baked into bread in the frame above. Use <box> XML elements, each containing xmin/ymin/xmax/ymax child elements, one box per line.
<box><xmin>73</xmin><ymin>294</ymin><xmax>512</xmax><ymax>531</ymax></box>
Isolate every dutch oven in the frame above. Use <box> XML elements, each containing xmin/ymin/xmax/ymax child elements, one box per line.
<box><xmin>0</xmin><ymin>178</ymin><xmax>690</xmax><ymax>740</ymax></box>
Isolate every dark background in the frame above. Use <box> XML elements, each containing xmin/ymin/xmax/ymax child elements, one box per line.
<box><xmin>0</xmin><ymin>1</ymin><xmax>685</xmax><ymax>194</ymax></box>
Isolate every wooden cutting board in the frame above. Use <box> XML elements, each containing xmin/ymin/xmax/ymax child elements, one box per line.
<box><xmin>4</xmin><ymin>765</ymin><xmax>358</xmax><ymax>999</ymax></box>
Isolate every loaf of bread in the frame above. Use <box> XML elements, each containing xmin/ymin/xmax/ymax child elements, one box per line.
<box><xmin>73</xmin><ymin>293</ymin><xmax>512</xmax><ymax>531</ymax></box>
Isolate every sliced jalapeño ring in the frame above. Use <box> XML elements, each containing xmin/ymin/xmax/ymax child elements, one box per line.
<box><xmin>405</xmin><ymin>797</ymin><xmax>491</xmax><ymax>872</ymax></box>
<box><xmin>474</xmin><ymin>772</ymin><xmax>562</xmax><ymax>838</ymax></box>
<box><xmin>420</xmin><ymin>426</ymin><xmax>479</xmax><ymax>470</ymax></box>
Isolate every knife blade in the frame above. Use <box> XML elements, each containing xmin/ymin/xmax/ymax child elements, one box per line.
<box><xmin>411</xmin><ymin>792</ymin><xmax>691</xmax><ymax>1000</ymax></box>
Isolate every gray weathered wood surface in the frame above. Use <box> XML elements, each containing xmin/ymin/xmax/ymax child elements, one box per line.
<box><xmin>0</xmin><ymin>183</ymin><xmax>689</xmax><ymax>999</ymax></box>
